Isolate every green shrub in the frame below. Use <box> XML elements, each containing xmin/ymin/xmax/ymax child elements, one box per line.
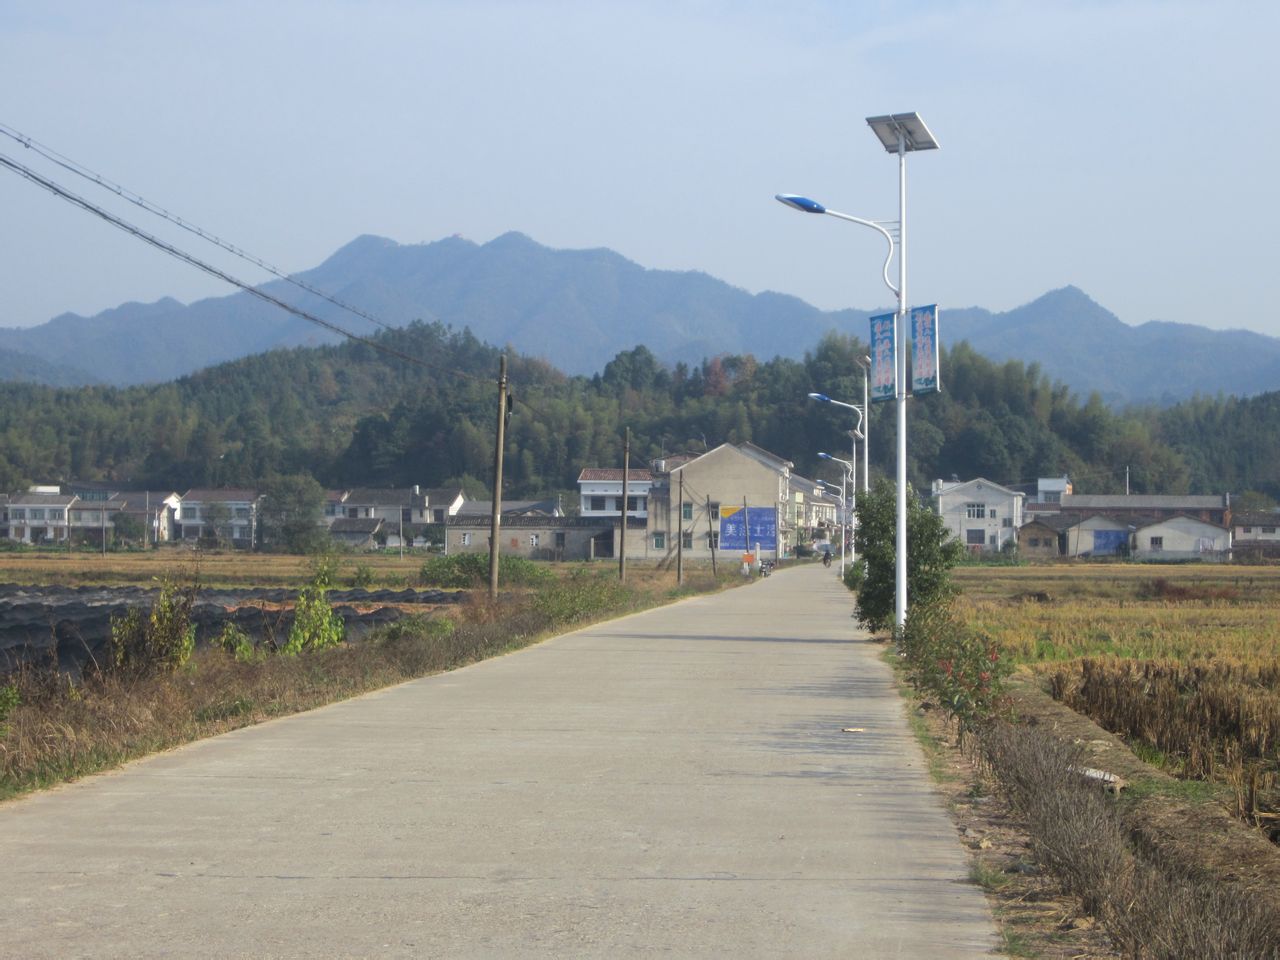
<box><xmin>283</xmin><ymin>570</ymin><xmax>344</xmax><ymax>655</ymax></box>
<box><xmin>532</xmin><ymin>570</ymin><xmax>633</xmax><ymax>626</ymax></box>
<box><xmin>351</xmin><ymin>563</ymin><xmax>375</xmax><ymax>589</ymax></box>
<box><xmin>0</xmin><ymin>683</ymin><xmax>18</xmax><ymax>732</ymax></box>
<box><xmin>900</xmin><ymin>595</ymin><xmax>1010</xmax><ymax>728</ymax></box>
<box><xmin>419</xmin><ymin>553</ymin><xmax>552</xmax><ymax>588</ymax></box>
<box><xmin>216</xmin><ymin>621</ymin><xmax>259</xmax><ymax>662</ymax></box>
<box><xmin>108</xmin><ymin>577</ymin><xmax>198</xmax><ymax>678</ymax></box>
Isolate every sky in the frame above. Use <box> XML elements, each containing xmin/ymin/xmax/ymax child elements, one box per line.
<box><xmin>2</xmin><ymin>0</ymin><xmax>1278</xmax><ymax>339</ymax></box>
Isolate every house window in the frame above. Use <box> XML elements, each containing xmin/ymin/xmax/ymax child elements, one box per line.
<box><xmin>1264</xmin><ymin>526</ymin><xmax>1277</xmax><ymax>535</ymax></box>
<box><xmin>1243</xmin><ymin>526</ymin><xmax>1253</xmax><ymax>533</ymax></box>
<box><xmin>460</xmin><ymin>532</ymin><xmax>472</xmax><ymax>546</ymax></box>
<box><xmin>30</xmin><ymin>509</ymin><xmax>46</xmax><ymax>521</ymax></box>
<box><xmin>682</xmin><ymin>532</ymin><xmax>693</xmax><ymax>550</ymax></box>
<box><xmin>402</xmin><ymin>508</ymin><xmax>412</xmax><ymax>523</ymax></box>
<box><xmin>965</xmin><ymin>503</ymin><xmax>985</xmax><ymax>519</ymax></box>
<box><xmin>9</xmin><ymin>509</ymin><xmax>24</xmax><ymax>520</ymax></box>
<box><xmin>236</xmin><ymin>507</ymin><xmax>251</xmax><ymax>519</ymax></box>
<box><xmin>182</xmin><ymin>506</ymin><xmax>199</xmax><ymax>520</ymax></box>
<box><xmin>347</xmin><ymin>507</ymin><xmax>358</xmax><ymax>518</ymax></box>
<box><xmin>325</xmin><ymin>504</ymin><xmax>337</xmax><ymax>516</ymax></box>
<box><xmin>50</xmin><ymin>509</ymin><xmax>65</xmax><ymax>521</ymax></box>
<box><xmin>682</xmin><ymin>502</ymin><xmax>693</xmax><ymax>521</ymax></box>
<box><xmin>626</xmin><ymin>496</ymin><xmax>639</xmax><ymax>512</ymax></box>
<box><xmin>1002</xmin><ymin>517</ymin><xmax>1013</xmax><ymax>528</ymax></box>
<box><xmin>989</xmin><ymin>534</ymin><xmax>997</xmax><ymax>546</ymax></box>
<box><xmin>708</xmin><ymin>531</ymin><xmax>719</xmax><ymax>549</ymax></box>
<box><xmin>653</xmin><ymin>532</ymin><xmax>665</xmax><ymax>550</ymax></box>
<box><xmin>1149</xmin><ymin>536</ymin><xmax>1163</xmax><ymax>552</ymax></box>
<box><xmin>1028</xmin><ymin>537</ymin><xmax>1040</xmax><ymax>547</ymax></box>
<box><xmin>529</xmin><ymin>534</ymin><xmax>540</xmax><ymax>548</ymax></box>
<box><xmin>433</xmin><ymin>509</ymin><xmax>445</xmax><ymax>523</ymax></box>
<box><xmin>589</xmin><ymin>496</ymin><xmax>606</xmax><ymax>511</ymax></box>
<box><xmin>990</xmin><ymin>509</ymin><xmax>997</xmax><ymax>519</ymax></box>
<box><xmin>708</xmin><ymin>501</ymin><xmax>720</xmax><ymax>518</ymax></box>
<box><xmin>966</xmin><ymin>529</ymin><xmax>985</xmax><ymax>545</ymax></box>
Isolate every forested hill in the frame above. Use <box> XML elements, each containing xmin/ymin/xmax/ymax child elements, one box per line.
<box><xmin>6</xmin><ymin>232</ymin><xmax>1280</xmax><ymax>406</ymax></box>
<box><xmin>1</xmin><ymin>321</ymin><xmax>1277</xmax><ymax>503</ymax></box>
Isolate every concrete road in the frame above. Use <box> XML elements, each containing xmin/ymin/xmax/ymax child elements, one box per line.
<box><xmin>1</xmin><ymin>564</ymin><xmax>996</xmax><ymax>958</ymax></box>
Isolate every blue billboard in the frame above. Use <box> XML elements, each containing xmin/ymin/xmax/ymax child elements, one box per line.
<box><xmin>719</xmin><ymin>505</ymin><xmax>778</xmax><ymax>551</ymax></box>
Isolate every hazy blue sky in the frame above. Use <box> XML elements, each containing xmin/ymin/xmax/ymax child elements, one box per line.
<box><xmin>3</xmin><ymin>1</ymin><xmax>1277</xmax><ymax>340</ymax></box>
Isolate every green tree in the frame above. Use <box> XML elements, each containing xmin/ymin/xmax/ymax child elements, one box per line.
<box><xmin>201</xmin><ymin>501</ymin><xmax>232</xmax><ymax>548</ymax></box>
<box><xmin>852</xmin><ymin>479</ymin><xmax>965</xmax><ymax>633</ymax></box>
<box><xmin>260</xmin><ymin>473</ymin><xmax>327</xmax><ymax>553</ymax></box>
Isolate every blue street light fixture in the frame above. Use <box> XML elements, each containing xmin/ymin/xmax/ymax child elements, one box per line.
<box><xmin>779</xmin><ymin>111</ymin><xmax>938</xmax><ymax>633</ymax></box>
<box><xmin>808</xmin><ymin>391</ymin><xmax>866</xmax><ymax>493</ymax></box>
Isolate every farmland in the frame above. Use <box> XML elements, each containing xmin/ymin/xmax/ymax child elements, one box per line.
<box><xmin>954</xmin><ymin>564</ymin><xmax>1280</xmax><ymax>833</ymax></box>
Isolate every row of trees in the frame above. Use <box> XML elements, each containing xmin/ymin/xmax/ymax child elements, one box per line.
<box><xmin>0</xmin><ymin>320</ymin><xmax>1276</xmax><ymax>510</ymax></box>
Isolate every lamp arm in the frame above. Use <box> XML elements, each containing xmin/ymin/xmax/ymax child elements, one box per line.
<box><xmin>824</xmin><ymin>209</ymin><xmax>899</xmax><ymax>297</ymax></box>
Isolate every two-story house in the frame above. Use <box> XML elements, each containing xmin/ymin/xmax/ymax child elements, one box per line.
<box><xmin>177</xmin><ymin>488</ymin><xmax>260</xmax><ymax>546</ymax></box>
<box><xmin>932</xmin><ymin>477</ymin><xmax>1024</xmax><ymax>553</ymax></box>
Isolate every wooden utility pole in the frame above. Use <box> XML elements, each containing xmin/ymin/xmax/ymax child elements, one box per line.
<box><xmin>619</xmin><ymin>427</ymin><xmax>629</xmax><ymax>582</ymax></box>
<box><xmin>488</xmin><ymin>354</ymin><xmax>508</xmax><ymax>600</ymax></box>
<box><xmin>705</xmin><ymin>495</ymin><xmax>718</xmax><ymax>576</ymax></box>
<box><xmin>676</xmin><ymin>471</ymin><xmax>684</xmax><ymax>586</ymax></box>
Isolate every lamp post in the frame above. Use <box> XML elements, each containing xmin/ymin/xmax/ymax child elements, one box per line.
<box><xmin>809</xmin><ymin>391</ymin><xmax>865</xmax><ymax>496</ymax></box>
<box><xmin>778</xmin><ymin>111</ymin><xmax>938</xmax><ymax>633</ymax></box>
<box><xmin>818</xmin><ymin>451</ymin><xmax>855</xmax><ymax>574</ymax></box>
<box><xmin>816</xmin><ymin>478</ymin><xmax>845</xmax><ymax>574</ymax></box>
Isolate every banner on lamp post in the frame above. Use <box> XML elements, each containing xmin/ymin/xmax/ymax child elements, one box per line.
<box><xmin>910</xmin><ymin>304</ymin><xmax>940</xmax><ymax>395</ymax></box>
<box><xmin>868</xmin><ymin>312</ymin><xmax>896</xmax><ymax>404</ymax></box>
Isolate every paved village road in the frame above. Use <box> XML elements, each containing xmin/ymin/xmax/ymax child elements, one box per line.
<box><xmin>1</xmin><ymin>564</ymin><xmax>996</xmax><ymax>958</ymax></box>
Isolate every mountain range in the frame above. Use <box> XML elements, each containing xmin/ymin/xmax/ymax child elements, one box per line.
<box><xmin>2</xmin><ymin>231</ymin><xmax>1277</xmax><ymax>405</ymax></box>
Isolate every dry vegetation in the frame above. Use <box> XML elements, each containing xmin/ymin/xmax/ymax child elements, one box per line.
<box><xmin>953</xmin><ymin>564</ymin><xmax>1280</xmax><ymax>834</ymax></box>
<box><xmin>0</xmin><ymin>555</ymin><xmax>732</xmax><ymax>801</ymax></box>
<box><xmin>920</xmin><ymin>563</ymin><xmax>1280</xmax><ymax>956</ymax></box>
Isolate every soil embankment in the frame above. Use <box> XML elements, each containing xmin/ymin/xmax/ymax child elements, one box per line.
<box><xmin>0</xmin><ymin>583</ymin><xmax>463</xmax><ymax>675</ymax></box>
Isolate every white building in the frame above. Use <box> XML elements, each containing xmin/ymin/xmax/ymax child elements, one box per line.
<box><xmin>1132</xmin><ymin>515</ymin><xmax>1230</xmax><ymax>561</ymax></box>
<box><xmin>577</xmin><ymin>468</ymin><xmax>655</xmax><ymax>520</ymax></box>
<box><xmin>932</xmin><ymin>477</ymin><xmax>1024</xmax><ymax>553</ymax></box>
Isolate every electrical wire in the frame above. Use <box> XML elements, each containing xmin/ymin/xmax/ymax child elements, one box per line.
<box><xmin>0</xmin><ymin>150</ymin><xmax>497</xmax><ymax>390</ymax></box>
<box><xmin>0</xmin><ymin>122</ymin><xmax>396</xmax><ymax>333</ymax></box>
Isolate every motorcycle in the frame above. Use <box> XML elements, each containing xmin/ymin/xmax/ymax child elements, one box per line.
<box><xmin>760</xmin><ymin>560</ymin><xmax>774</xmax><ymax>577</ymax></box>
<box><xmin>822</xmin><ymin>552</ymin><xmax>832</xmax><ymax>568</ymax></box>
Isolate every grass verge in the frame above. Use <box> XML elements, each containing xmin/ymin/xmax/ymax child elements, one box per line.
<box><xmin>0</xmin><ymin>565</ymin><xmax>734</xmax><ymax>802</ymax></box>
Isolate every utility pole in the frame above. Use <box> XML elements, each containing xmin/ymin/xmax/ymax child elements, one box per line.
<box><xmin>619</xmin><ymin>427</ymin><xmax>629</xmax><ymax>582</ymax></box>
<box><xmin>676</xmin><ymin>471</ymin><xmax>684</xmax><ymax>586</ymax></box>
<box><xmin>705</xmin><ymin>495</ymin><xmax>718</xmax><ymax>576</ymax></box>
<box><xmin>488</xmin><ymin>354</ymin><xmax>508</xmax><ymax>600</ymax></box>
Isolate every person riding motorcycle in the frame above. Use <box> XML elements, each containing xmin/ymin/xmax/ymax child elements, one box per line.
<box><xmin>822</xmin><ymin>547</ymin><xmax>832</xmax><ymax>568</ymax></box>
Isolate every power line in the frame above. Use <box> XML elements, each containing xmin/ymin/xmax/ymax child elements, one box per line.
<box><xmin>0</xmin><ymin>150</ymin><xmax>493</xmax><ymax>389</ymax></box>
<box><xmin>0</xmin><ymin>122</ymin><xmax>396</xmax><ymax>333</ymax></box>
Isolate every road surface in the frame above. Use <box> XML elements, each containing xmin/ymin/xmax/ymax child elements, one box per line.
<box><xmin>1</xmin><ymin>563</ymin><xmax>996</xmax><ymax>958</ymax></box>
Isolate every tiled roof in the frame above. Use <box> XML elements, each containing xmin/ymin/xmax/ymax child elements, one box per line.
<box><xmin>577</xmin><ymin>468</ymin><xmax>657</xmax><ymax>482</ymax></box>
<box><xmin>330</xmin><ymin>517</ymin><xmax>383</xmax><ymax>534</ymax></box>
<box><xmin>1061</xmin><ymin>494</ymin><xmax>1226</xmax><ymax>509</ymax></box>
<box><xmin>344</xmin><ymin>488</ymin><xmax>423</xmax><ymax>505</ymax></box>
<box><xmin>182</xmin><ymin>488</ymin><xmax>259</xmax><ymax>502</ymax></box>
<box><xmin>1233</xmin><ymin>512</ymin><xmax>1280</xmax><ymax>527</ymax></box>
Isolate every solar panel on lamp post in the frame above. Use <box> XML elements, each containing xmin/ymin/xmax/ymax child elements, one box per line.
<box><xmin>778</xmin><ymin>111</ymin><xmax>938</xmax><ymax>634</ymax></box>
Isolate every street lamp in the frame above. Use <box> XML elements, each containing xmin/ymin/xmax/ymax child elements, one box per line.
<box><xmin>779</xmin><ymin>111</ymin><xmax>938</xmax><ymax>634</ymax></box>
<box><xmin>808</xmin><ymin>391</ymin><xmax>866</xmax><ymax>495</ymax></box>
<box><xmin>819</xmin><ymin>478</ymin><xmax>849</xmax><ymax>576</ymax></box>
<box><xmin>818</xmin><ymin>451</ymin><xmax>855</xmax><ymax>574</ymax></box>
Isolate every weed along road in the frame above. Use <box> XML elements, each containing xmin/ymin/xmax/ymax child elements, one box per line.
<box><xmin>1</xmin><ymin>563</ymin><xmax>996</xmax><ymax>958</ymax></box>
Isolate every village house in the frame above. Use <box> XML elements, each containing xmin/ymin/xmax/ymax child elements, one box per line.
<box><xmin>1131</xmin><ymin>515</ymin><xmax>1231</xmax><ymax>561</ymax></box>
<box><xmin>1232</xmin><ymin>511</ymin><xmax>1280</xmax><ymax>559</ymax></box>
<box><xmin>932</xmin><ymin>477</ymin><xmax>1024</xmax><ymax>553</ymax></box>
<box><xmin>176</xmin><ymin>488</ymin><xmax>260</xmax><ymax>547</ymax></box>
